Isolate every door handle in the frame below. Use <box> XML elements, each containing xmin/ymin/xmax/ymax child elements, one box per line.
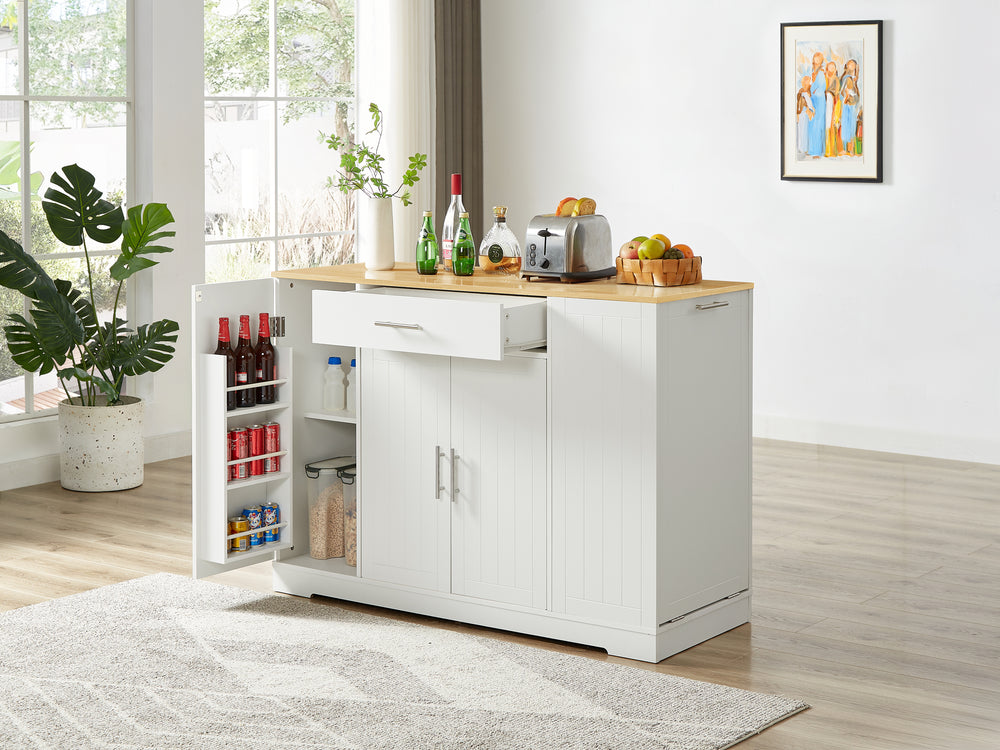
<box><xmin>434</xmin><ymin>445</ymin><xmax>445</xmax><ymax>500</ymax></box>
<box><xmin>695</xmin><ymin>300</ymin><xmax>729</xmax><ymax>310</ymax></box>
<box><xmin>450</xmin><ymin>448</ymin><xmax>459</xmax><ymax>502</ymax></box>
<box><xmin>374</xmin><ymin>320</ymin><xmax>422</xmax><ymax>330</ymax></box>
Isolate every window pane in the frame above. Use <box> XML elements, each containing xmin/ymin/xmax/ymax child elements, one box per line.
<box><xmin>28</xmin><ymin>0</ymin><xmax>126</xmax><ymax>98</ymax></box>
<box><xmin>0</xmin><ymin>6</ymin><xmax>18</xmax><ymax>96</ymax></box>
<box><xmin>278</xmin><ymin>234</ymin><xmax>353</xmax><ymax>271</ymax></box>
<box><xmin>206</xmin><ymin>241</ymin><xmax>274</xmax><ymax>284</ymax></box>
<box><xmin>206</xmin><ymin>101</ymin><xmax>274</xmax><ymax>241</ymax></box>
<box><xmin>277</xmin><ymin>100</ymin><xmax>353</xmax><ymax>236</ymax></box>
<box><xmin>204</xmin><ymin>0</ymin><xmax>270</xmax><ymax>97</ymax></box>
<box><xmin>29</xmin><ymin>101</ymin><xmax>126</xmax><ymax>254</ymax></box>
<box><xmin>276</xmin><ymin>0</ymin><xmax>354</xmax><ymax>99</ymax></box>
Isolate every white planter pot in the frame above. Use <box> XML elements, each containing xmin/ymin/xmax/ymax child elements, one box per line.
<box><xmin>358</xmin><ymin>195</ymin><xmax>395</xmax><ymax>270</ymax></box>
<box><xmin>58</xmin><ymin>396</ymin><xmax>144</xmax><ymax>492</ymax></box>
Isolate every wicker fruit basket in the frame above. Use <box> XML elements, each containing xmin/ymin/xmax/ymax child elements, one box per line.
<box><xmin>616</xmin><ymin>256</ymin><xmax>702</xmax><ymax>287</ymax></box>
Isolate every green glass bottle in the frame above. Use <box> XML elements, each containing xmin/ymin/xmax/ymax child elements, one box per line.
<box><xmin>415</xmin><ymin>210</ymin><xmax>439</xmax><ymax>275</ymax></box>
<box><xmin>452</xmin><ymin>212</ymin><xmax>475</xmax><ymax>276</ymax></box>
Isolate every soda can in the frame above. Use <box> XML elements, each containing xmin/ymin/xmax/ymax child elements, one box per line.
<box><xmin>248</xmin><ymin>424</ymin><xmax>265</xmax><ymax>476</ymax></box>
<box><xmin>229</xmin><ymin>516</ymin><xmax>250</xmax><ymax>552</ymax></box>
<box><xmin>262</xmin><ymin>502</ymin><xmax>281</xmax><ymax>543</ymax></box>
<box><xmin>242</xmin><ymin>505</ymin><xmax>263</xmax><ymax>546</ymax></box>
<box><xmin>229</xmin><ymin>428</ymin><xmax>249</xmax><ymax>481</ymax></box>
<box><xmin>264</xmin><ymin>422</ymin><xmax>281</xmax><ymax>473</ymax></box>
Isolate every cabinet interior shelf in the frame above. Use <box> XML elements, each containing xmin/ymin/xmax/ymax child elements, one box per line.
<box><xmin>226</xmin><ymin>471</ymin><xmax>290</xmax><ymax>490</ymax></box>
<box><xmin>226</xmin><ymin>540</ymin><xmax>292</xmax><ymax>562</ymax></box>
<box><xmin>304</xmin><ymin>410</ymin><xmax>357</xmax><ymax>424</ymax></box>
<box><xmin>226</xmin><ymin>400</ymin><xmax>291</xmax><ymax>418</ymax></box>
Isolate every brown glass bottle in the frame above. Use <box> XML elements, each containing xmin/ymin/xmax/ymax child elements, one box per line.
<box><xmin>255</xmin><ymin>313</ymin><xmax>276</xmax><ymax>404</ymax></box>
<box><xmin>233</xmin><ymin>314</ymin><xmax>256</xmax><ymax>408</ymax></box>
<box><xmin>214</xmin><ymin>317</ymin><xmax>236</xmax><ymax>411</ymax></box>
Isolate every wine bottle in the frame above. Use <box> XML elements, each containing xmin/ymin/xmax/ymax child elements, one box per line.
<box><xmin>452</xmin><ymin>212</ymin><xmax>475</xmax><ymax>276</ymax></box>
<box><xmin>415</xmin><ymin>211</ymin><xmax>439</xmax><ymax>275</ymax></box>
<box><xmin>255</xmin><ymin>313</ymin><xmax>276</xmax><ymax>404</ymax></box>
<box><xmin>233</xmin><ymin>314</ymin><xmax>256</xmax><ymax>408</ymax></box>
<box><xmin>440</xmin><ymin>173</ymin><xmax>464</xmax><ymax>270</ymax></box>
<box><xmin>214</xmin><ymin>317</ymin><xmax>236</xmax><ymax>411</ymax></box>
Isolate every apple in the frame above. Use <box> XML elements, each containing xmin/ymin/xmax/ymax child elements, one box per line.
<box><xmin>637</xmin><ymin>238</ymin><xmax>666</xmax><ymax>260</ymax></box>
<box><xmin>631</xmin><ymin>235</ymin><xmax>649</xmax><ymax>244</ymax></box>
<box><xmin>619</xmin><ymin>240</ymin><xmax>642</xmax><ymax>259</ymax></box>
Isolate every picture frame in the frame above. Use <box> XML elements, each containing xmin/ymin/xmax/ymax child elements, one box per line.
<box><xmin>780</xmin><ymin>20</ymin><xmax>883</xmax><ymax>182</ymax></box>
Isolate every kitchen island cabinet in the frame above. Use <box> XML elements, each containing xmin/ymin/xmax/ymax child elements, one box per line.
<box><xmin>192</xmin><ymin>264</ymin><xmax>752</xmax><ymax>662</ymax></box>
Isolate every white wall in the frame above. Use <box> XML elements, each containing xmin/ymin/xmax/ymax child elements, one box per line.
<box><xmin>482</xmin><ymin>0</ymin><xmax>1000</xmax><ymax>464</ymax></box>
<box><xmin>0</xmin><ymin>0</ymin><xmax>203</xmax><ymax>490</ymax></box>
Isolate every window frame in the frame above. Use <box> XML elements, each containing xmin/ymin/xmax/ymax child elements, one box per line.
<box><xmin>203</xmin><ymin>0</ymin><xmax>357</xmax><ymax>280</ymax></box>
<box><xmin>0</xmin><ymin>0</ymin><xmax>135</xmax><ymax>424</ymax></box>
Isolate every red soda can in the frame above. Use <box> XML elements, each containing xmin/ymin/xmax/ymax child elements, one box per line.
<box><xmin>248</xmin><ymin>424</ymin><xmax>265</xmax><ymax>476</ymax></box>
<box><xmin>264</xmin><ymin>422</ymin><xmax>281</xmax><ymax>473</ymax></box>
<box><xmin>229</xmin><ymin>427</ymin><xmax>249</xmax><ymax>481</ymax></box>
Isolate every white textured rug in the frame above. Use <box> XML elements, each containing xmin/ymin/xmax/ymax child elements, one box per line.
<box><xmin>0</xmin><ymin>574</ymin><xmax>806</xmax><ymax>749</ymax></box>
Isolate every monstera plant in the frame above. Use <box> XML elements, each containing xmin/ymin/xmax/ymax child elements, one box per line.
<box><xmin>0</xmin><ymin>163</ymin><xmax>178</xmax><ymax>407</ymax></box>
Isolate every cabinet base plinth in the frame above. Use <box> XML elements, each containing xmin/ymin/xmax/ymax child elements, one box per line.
<box><xmin>272</xmin><ymin>557</ymin><xmax>749</xmax><ymax>663</ymax></box>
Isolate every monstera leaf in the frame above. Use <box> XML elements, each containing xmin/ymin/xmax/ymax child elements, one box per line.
<box><xmin>42</xmin><ymin>164</ymin><xmax>125</xmax><ymax>246</ymax></box>
<box><xmin>3</xmin><ymin>314</ymin><xmax>62</xmax><ymax>375</ymax></box>
<box><xmin>111</xmin><ymin>203</ymin><xmax>176</xmax><ymax>281</ymax></box>
<box><xmin>113</xmin><ymin>319</ymin><xmax>180</xmax><ymax>376</ymax></box>
<box><xmin>0</xmin><ymin>231</ymin><xmax>57</xmax><ymax>300</ymax></box>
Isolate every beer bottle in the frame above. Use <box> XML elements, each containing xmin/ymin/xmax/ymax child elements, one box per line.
<box><xmin>233</xmin><ymin>314</ymin><xmax>256</xmax><ymax>408</ymax></box>
<box><xmin>255</xmin><ymin>313</ymin><xmax>276</xmax><ymax>404</ymax></box>
<box><xmin>214</xmin><ymin>317</ymin><xmax>236</xmax><ymax>411</ymax></box>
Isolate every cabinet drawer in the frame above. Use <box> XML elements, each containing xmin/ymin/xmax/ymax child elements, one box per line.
<box><xmin>312</xmin><ymin>287</ymin><xmax>546</xmax><ymax>359</ymax></box>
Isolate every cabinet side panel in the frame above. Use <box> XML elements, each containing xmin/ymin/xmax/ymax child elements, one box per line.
<box><xmin>656</xmin><ymin>291</ymin><xmax>752</xmax><ymax>623</ymax></box>
<box><xmin>550</xmin><ymin>298</ymin><xmax>647</xmax><ymax>627</ymax></box>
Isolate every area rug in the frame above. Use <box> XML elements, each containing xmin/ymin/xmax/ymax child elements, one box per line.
<box><xmin>0</xmin><ymin>574</ymin><xmax>806</xmax><ymax>749</ymax></box>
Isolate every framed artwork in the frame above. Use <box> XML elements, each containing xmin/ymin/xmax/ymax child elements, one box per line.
<box><xmin>780</xmin><ymin>20</ymin><xmax>883</xmax><ymax>182</ymax></box>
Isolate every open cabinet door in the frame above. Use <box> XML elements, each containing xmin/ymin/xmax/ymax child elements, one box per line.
<box><xmin>192</xmin><ymin>278</ymin><xmax>293</xmax><ymax>578</ymax></box>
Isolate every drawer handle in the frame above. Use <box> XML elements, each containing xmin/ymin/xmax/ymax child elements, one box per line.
<box><xmin>374</xmin><ymin>320</ymin><xmax>422</xmax><ymax>330</ymax></box>
<box><xmin>434</xmin><ymin>445</ymin><xmax>445</xmax><ymax>500</ymax></box>
<box><xmin>695</xmin><ymin>301</ymin><xmax>729</xmax><ymax>311</ymax></box>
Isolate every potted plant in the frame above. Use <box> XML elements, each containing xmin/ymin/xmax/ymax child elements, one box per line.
<box><xmin>0</xmin><ymin>164</ymin><xmax>178</xmax><ymax>491</ymax></box>
<box><xmin>323</xmin><ymin>102</ymin><xmax>427</xmax><ymax>270</ymax></box>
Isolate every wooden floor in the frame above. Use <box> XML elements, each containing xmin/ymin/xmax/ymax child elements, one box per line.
<box><xmin>1</xmin><ymin>439</ymin><xmax>998</xmax><ymax>749</ymax></box>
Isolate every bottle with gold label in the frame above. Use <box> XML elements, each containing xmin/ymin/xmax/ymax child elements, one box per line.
<box><xmin>478</xmin><ymin>206</ymin><xmax>521</xmax><ymax>274</ymax></box>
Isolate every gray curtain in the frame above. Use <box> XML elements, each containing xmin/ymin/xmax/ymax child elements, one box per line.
<box><xmin>434</xmin><ymin>0</ymin><xmax>483</xmax><ymax>243</ymax></box>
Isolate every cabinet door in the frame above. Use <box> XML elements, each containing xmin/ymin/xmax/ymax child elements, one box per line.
<box><xmin>359</xmin><ymin>349</ymin><xmax>451</xmax><ymax>591</ymax></box>
<box><xmin>450</xmin><ymin>355</ymin><xmax>547</xmax><ymax>609</ymax></box>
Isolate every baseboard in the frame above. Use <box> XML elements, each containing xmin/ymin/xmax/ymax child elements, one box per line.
<box><xmin>0</xmin><ymin>430</ymin><xmax>192</xmax><ymax>491</ymax></box>
<box><xmin>754</xmin><ymin>414</ymin><xmax>1000</xmax><ymax>466</ymax></box>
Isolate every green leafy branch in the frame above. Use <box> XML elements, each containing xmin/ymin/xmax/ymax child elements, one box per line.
<box><xmin>322</xmin><ymin>102</ymin><xmax>427</xmax><ymax>207</ymax></box>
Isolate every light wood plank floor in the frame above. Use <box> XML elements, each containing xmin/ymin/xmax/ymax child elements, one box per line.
<box><xmin>1</xmin><ymin>439</ymin><xmax>998</xmax><ymax>748</ymax></box>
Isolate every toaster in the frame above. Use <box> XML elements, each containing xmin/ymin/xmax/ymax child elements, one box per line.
<box><xmin>521</xmin><ymin>214</ymin><xmax>615</xmax><ymax>281</ymax></box>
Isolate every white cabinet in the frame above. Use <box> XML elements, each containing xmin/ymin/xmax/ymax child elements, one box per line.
<box><xmin>359</xmin><ymin>349</ymin><xmax>547</xmax><ymax>610</ymax></box>
<box><xmin>194</xmin><ymin>273</ymin><xmax>752</xmax><ymax>663</ymax></box>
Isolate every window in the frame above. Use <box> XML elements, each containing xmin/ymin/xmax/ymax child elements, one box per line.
<box><xmin>204</xmin><ymin>0</ymin><xmax>356</xmax><ymax>283</ymax></box>
<box><xmin>0</xmin><ymin>0</ymin><xmax>129</xmax><ymax>420</ymax></box>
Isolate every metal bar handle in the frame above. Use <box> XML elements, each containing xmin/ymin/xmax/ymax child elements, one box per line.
<box><xmin>450</xmin><ymin>448</ymin><xmax>459</xmax><ymax>502</ymax></box>
<box><xmin>695</xmin><ymin>301</ymin><xmax>730</xmax><ymax>311</ymax></box>
<box><xmin>374</xmin><ymin>320</ymin><xmax>422</xmax><ymax>330</ymax></box>
<box><xmin>434</xmin><ymin>445</ymin><xmax>445</xmax><ymax>500</ymax></box>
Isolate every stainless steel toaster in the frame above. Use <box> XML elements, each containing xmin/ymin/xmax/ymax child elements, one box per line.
<box><xmin>521</xmin><ymin>214</ymin><xmax>615</xmax><ymax>281</ymax></box>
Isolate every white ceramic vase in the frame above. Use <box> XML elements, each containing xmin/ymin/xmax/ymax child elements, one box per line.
<box><xmin>58</xmin><ymin>396</ymin><xmax>144</xmax><ymax>492</ymax></box>
<box><xmin>359</xmin><ymin>195</ymin><xmax>395</xmax><ymax>270</ymax></box>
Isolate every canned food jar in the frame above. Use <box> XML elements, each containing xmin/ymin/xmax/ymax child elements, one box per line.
<box><xmin>229</xmin><ymin>516</ymin><xmax>250</xmax><ymax>552</ymax></box>
<box><xmin>304</xmin><ymin>456</ymin><xmax>355</xmax><ymax>559</ymax></box>
<box><xmin>242</xmin><ymin>505</ymin><xmax>264</xmax><ymax>546</ymax></box>
<box><xmin>262</xmin><ymin>502</ymin><xmax>281</xmax><ymax>543</ymax></box>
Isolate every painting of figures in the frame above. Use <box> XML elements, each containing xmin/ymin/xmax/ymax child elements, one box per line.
<box><xmin>781</xmin><ymin>21</ymin><xmax>882</xmax><ymax>182</ymax></box>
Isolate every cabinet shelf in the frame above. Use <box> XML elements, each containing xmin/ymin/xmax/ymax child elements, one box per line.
<box><xmin>226</xmin><ymin>539</ymin><xmax>292</xmax><ymax>563</ymax></box>
<box><xmin>304</xmin><ymin>410</ymin><xmax>357</xmax><ymax>425</ymax></box>
<box><xmin>226</xmin><ymin>400</ymin><xmax>291</xmax><ymax>419</ymax></box>
<box><xmin>226</xmin><ymin>470</ymin><xmax>290</xmax><ymax>490</ymax></box>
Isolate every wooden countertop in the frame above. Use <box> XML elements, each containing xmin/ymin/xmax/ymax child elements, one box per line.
<box><xmin>273</xmin><ymin>263</ymin><xmax>753</xmax><ymax>303</ymax></box>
